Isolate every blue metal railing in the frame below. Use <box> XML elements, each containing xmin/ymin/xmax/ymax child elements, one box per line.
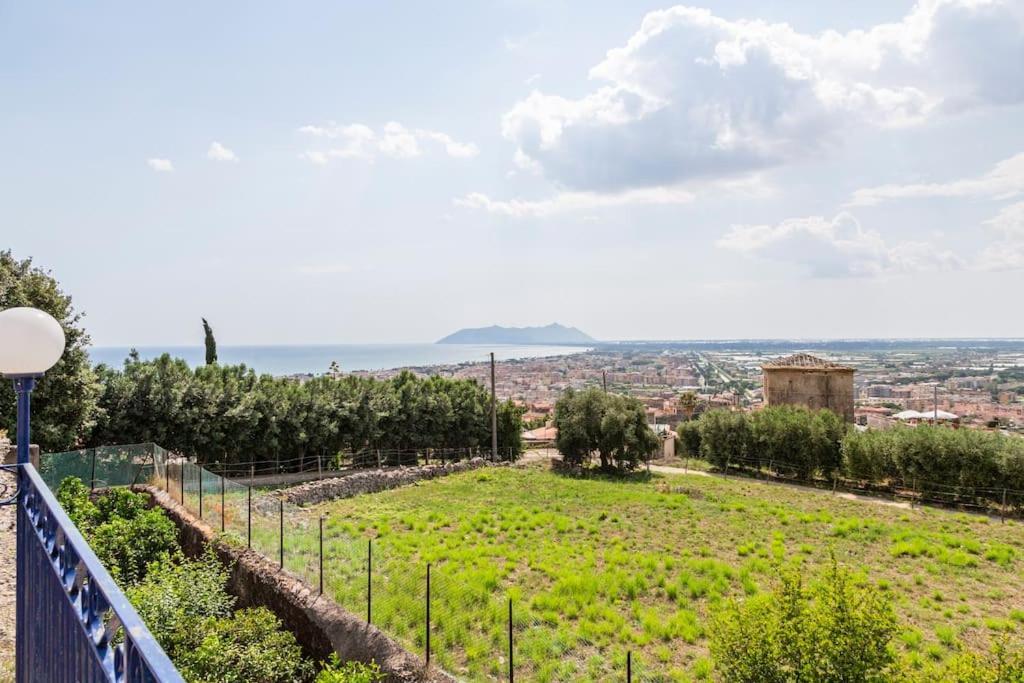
<box><xmin>8</xmin><ymin>462</ymin><xmax>183</xmax><ymax>683</ymax></box>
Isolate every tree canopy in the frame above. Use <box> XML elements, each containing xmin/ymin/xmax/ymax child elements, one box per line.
<box><xmin>553</xmin><ymin>387</ymin><xmax>659</xmax><ymax>470</ymax></box>
<box><xmin>0</xmin><ymin>251</ymin><xmax>100</xmax><ymax>450</ymax></box>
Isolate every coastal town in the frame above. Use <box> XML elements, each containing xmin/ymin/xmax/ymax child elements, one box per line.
<box><xmin>340</xmin><ymin>342</ymin><xmax>1024</xmax><ymax>436</ymax></box>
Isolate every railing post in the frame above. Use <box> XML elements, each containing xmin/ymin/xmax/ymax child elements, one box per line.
<box><xmin>426</xmin><ymin>562</ymin><xmax>431</xmax><ymax>666</ymax></box>
<box><xmin>247</xmin><ymin>486</ymin><xmax>252</xmax><ymax>548</ymax></box>
<box><xmin>367</xmin><ymin>538</ymin><xmax>373</xmax><ymax>624</ymax></box>
<box><xmin>220</xmin><ymin>473</ymin><xmax>225</xmax><ymax>532</ymax></box>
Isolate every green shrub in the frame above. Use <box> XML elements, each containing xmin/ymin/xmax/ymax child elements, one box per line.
<box><xmin>56</xmin><ymin>476</ymin><xmax>100</xmax><ymax>533</ymax></box>
<box><xmin>127</xmin><ymin>549</ymin><xmax>235</xmax><ymax>653</ymax></box>
<box><xmin>176</xmin><ymin>607</ymin><xmax>311</xmax><ymax>683</ymax></box>
<box><xmin>315</xmin><ymin>655</ymin><xmax>384</xmax><ymax>683</ymax></box>
<box><xmin>57</xmin><ymin>477</ymin><xmax>178</xmax><ymax>584</ymax></box>
<box><xmin>708</xmin><ymin>560</ymin><xmax>898</xmax><ymax>682</ymax></box>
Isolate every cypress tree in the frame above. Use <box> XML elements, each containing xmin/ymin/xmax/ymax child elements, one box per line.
<box><xmin>202</xmin><ymin>318</ymin><xmax>217</xmax><ymax>365</ymax></box>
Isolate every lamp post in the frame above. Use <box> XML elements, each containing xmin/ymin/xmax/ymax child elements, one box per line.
<box><xmin>0</xmin><ymin>307</ymin><xmax>67</xmax><ymax>464</ymax></box>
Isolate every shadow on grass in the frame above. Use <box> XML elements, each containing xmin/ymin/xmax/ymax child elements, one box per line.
<box><xmin>547</xmin><ymin>457</ymin><xmax>656</xmax><ymax>484</ymax></box>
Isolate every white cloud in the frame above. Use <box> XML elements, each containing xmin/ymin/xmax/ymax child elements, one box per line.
<box><xmin>717</xmin><ymin>212</ymin><xmax>962</xmax><ymax>277</ymax></box>
<box><xmin>207</xmin><ymin>141</ymin><xmax>238</xmax><ymax>162</ymax></box>
<box><xmin>503</xmin><ymin>1</ymin><xmax>1024</xmax><ymax>191</ymax></box>
<box><xmin>848</xmin><ymin>152</ymin><xmax>1024</xmax><ymax>206</ymax></box>
<box><xmin>299</xmin><ymin>121</ymin><xmax>478</xmax><ymax>163</ymax></box>
<box><xmin>453</xmin><ymin>185</ymin><xmax>694</xmax><ymax>218</ymax></box>
<box><xmin>147</xmin><ymin>158</ymin><xmax>174</xmax><ymax>172</ymax></box>
<box><xmin>976</xmin><ymin>201</ymin><xmax>1024</xmax><ymax>270</ymax></box>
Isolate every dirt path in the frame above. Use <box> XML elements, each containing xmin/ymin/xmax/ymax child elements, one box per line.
<box><xmin>0</xmin><ymin>470</ymin><xmax>16</xmax><ymax>683</ymax></box>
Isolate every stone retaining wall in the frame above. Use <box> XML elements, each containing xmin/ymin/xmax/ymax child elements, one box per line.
<box><xmin>282</xmin><ymin>458</ymin><xmax>493</xmax><ymax>506</ymax></box>
<box><xmin>139</xmin><ymin>485</ymin><xmax>453</xmax><ymax>683</ymax></box>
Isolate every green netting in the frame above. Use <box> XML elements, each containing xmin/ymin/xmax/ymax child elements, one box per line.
<box><xmin>39</xmin><ymin>443</ymin><xmax>161</xmax><ymax>490</ymax></box>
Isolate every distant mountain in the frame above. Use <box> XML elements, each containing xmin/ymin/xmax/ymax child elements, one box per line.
<box><xmin>437</xmin><ymin>323</ymin><xmax>596</xmax><ymax>345</ymax></box>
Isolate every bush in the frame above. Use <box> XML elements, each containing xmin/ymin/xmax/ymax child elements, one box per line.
<box><xmin>901</xmin><ymin>639</ymin><xmax>1024</xmax><ymax>682</ymax></box>
<box><xmin>709</xmin><ymin>561</ymin><xmax>898</xmax><ymax>682</ymax></box>
<box><xmin>177</xmin><ymin>607</ymin><xmax>311</xmax><ymax>683</ymax></box>
<box><xmin>57</xmin><ymin>477</ymin><xmax>178</xmax><ymax>584</ymax></box>
<box><xmin>127</xmin><ymin>550</ymin><xmax>235</xmax><ymax>653</ymax></box>
<box><xmin>315</xmin><ymin>655</ymin><xmax>384</xmax><ymax>683</ymax></box>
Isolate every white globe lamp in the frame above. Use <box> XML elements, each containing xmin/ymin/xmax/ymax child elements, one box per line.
<box><xmin>0</xmin><ymin>307</ymin><xmax>67</xmax><ymax>463</ymax></box>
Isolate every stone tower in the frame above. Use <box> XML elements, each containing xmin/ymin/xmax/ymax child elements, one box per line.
<box><xmin>761</xmin><ymin>353</ymin><xmax>855</xmax><ymax>422</ymax></box>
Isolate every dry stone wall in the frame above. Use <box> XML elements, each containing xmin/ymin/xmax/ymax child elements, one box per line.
<box><xmin>282</xmin><ymin>458</ymin><xmax>493</xmax><ymax>506</ymax></box>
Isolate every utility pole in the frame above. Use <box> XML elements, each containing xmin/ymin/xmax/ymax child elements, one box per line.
<box><xmin>602</xmin><ymin>370</ymin><xmax>608</xmax><ymax>393</ymax></box>
<box><xmin>490</xmin><ymin>352</ymin><xmax>498</xmax><ymax>461</ymax></box>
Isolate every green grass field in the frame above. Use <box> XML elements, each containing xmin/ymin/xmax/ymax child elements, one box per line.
<box><xmin>239</xmin><ymin>463</ymin><xmax>1024</xmax><ymax>682</ymax></box>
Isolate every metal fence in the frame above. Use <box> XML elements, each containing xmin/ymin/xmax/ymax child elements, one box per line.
<box><xmin>6</xmin><ymin>461</ymin><xmax>182</xmax><ymax>683</ymax></box>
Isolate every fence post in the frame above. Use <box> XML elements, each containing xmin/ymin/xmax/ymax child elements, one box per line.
<box><xmin>911</xmin><ymin>477</ymin><xmax>917</xmax><ymax>509</ymax></box>
<box><xmin>220</xmin><ymin>474</ymin><xmax>226</xmax><ymax>532</ymax></box>
<box><xmin>180</xmin><ymin>463</ymin><xmax>185</xmax><ymax>505</ymax></box>
<box><xmin>627</xmin><ymin>650</ymin><xmax>632</xmax><ymax>683</ymax></box>
<box><xmin>508</xmin><ymin>597</ymin><xmax>514</xmax><ymax>683</ymax></box>
<box><xmin>317</xmin><ymin>454</ymin><xmax>323</xmax><ymax>480</ymax></box>
<box><xmin>165</xmin><ymin>458</ymin><xmax>170</xmax><ymax>492</ymax></box>
<box><xmin>247</xmin><ymin>486</ymin><xmax>252</xmax><ymax>548</ymax></box>
<box><xmin>377</xmin><ymin>449</ymin><xmax>382</xmax><ymax>469</ymax></box>
<box><xmin>278</xmin><ymin>498</ymin><xmax>284</xmax><ymax>570</ymax></box>
<box><xmin>199</xmin><ymin>467</ymin><xmax>204</xmax><ymax>519</ymax></box>
<box><xmin>319</xmin><ymin>515</ymin><xmax>324</xmax><ymax>595</ymax></box>
<box><xmin>426</xmin><ymin>562</ymin><xmax>431</xmax><ymax>666</ymax></box>
<box><xmin>250</xmin><ymin>464</ymin><xmax>255</xmax><ymax>488</ymax></box>
<box><xmin>832</xmin><ymin>476</ymin><xmax>838</xmax><ymax>495</ymax></box>
<box><xmin>90</xmin><ymin>448</ymin><xmax>97</xmax><ymax>492</ymax></box>
<box><xmin>367</xmin><ymin>538</ymin><xmax>373</xmax><ymax>625</ymax></box>
<box><xmin>1001</xmin><ymin>488</ymin><xmax>1007</xmax><ymax>523</ymax></box>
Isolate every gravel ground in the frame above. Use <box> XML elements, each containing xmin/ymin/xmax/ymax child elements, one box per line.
<box><xmin>0</xmin><ymin>471</ymin><xmax>15</xmax><ymax>683</ymax></box>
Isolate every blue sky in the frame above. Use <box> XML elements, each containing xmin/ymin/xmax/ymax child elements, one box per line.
<box><xmin>2</xmin><ymin>1</ymin><xmax>1022</xmax><ymax>345</ymax></box>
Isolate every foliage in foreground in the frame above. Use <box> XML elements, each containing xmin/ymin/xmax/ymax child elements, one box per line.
<box><xmin>315</xmin><ymin>655</ymin><xmax>384</xmax><ymax>683</ymax></box>
<box><xmin>58</xmin><ymin>478</ymin><xmax>314</xmax><ymax>682</ymax></box>
<box><xmin>554</xmin><ymin>387</ymin><xmax>660</xmax><ymax>469</ymax></box>
<box><xmin>56</xmin><ymin>478</ymin><xmax>178</xmax><ymax>584</ymax></box>
<box><xmin>709</xmin><ymin>560</ymin><xmax>899</xmax><ymax>682</ymax></box>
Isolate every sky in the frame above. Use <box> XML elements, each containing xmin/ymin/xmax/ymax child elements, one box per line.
<box><xmin>2</xmin><ymin>0</ymin><xmax>1023</xmax><ymax>346</ymax></box>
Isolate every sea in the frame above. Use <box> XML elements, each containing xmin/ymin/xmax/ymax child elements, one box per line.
<box><xmin>87</xmin><ymin>344</ymin><xmax>589</xmax><ymax>376</ymax></box>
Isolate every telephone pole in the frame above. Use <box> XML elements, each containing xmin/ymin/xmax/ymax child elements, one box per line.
<box><xmin>490</xmin><ymin>352</ymin><xmax>498</xmax><ymax>460</ymax></box>
<box><xmin>602</xmin><ymin>370</ymin><xmax>608</xmax><ymax>393</ymax></box>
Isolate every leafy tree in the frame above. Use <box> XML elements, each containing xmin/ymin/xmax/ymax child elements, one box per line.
<box><xmin>496</xmin><ymin>399</ymin><xmax>525</xmax><ymax>460</ymax></box>
<box><xmin>0</xmin><ymin>251</ymin><xmax>100</xmax><ymax>450</ymax></box>
<box><xmin>697</xmin><ymin>409</ymin><xmax>753</xmax><ymax>469</ymax></box>
<box><xmin>679</xmin><ymin>391</ymin><xmax>698</xmax><ymax>421</ymax></box>
<box><xmin>709</xmin><ymin>561</ymin><xmax>898</xmax><ymax>682</ymax></box>
<box><xmin>202</xmin><ymin>318</ymin><xmax>218</xmax><ymax>365</ymax></box>
<box><xmin>676</xmin><ymin>419</ymin><xmax>701</xmax><ymax>457</ymax></box>
<box><xmin>554</xmin><ymin>388</ymin><xmax>658</xmax><ymax>470</ymax></box>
